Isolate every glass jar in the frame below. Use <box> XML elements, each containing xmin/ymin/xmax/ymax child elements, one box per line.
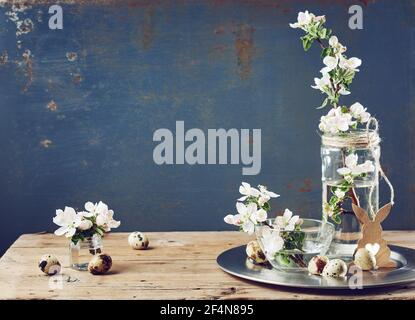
<box><xmin>321</xmin><ymin>129</ymin><xmax>380</xmax><ymax>254</ymax></box>
<box><xmin>70</xmin><ymin>234</ymin><xmax>103</xmax><ymax>271</ymax></box>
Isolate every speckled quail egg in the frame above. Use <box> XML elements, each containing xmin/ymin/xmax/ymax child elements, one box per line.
<box><xmin>354</xmin><ymin>248</ymin><xmax>377</xmax><ymax>271</ymax></box>
<box><xmin>322</xmin><ymin>259</ymin><xmax>348</xmax><ymax>278</ymax></box>
<box><xmin>88</xmin><ymin>254</ymin><xmax>112</xmax><ymax>275</ymax></box>
<box><xmin>245</xmin><ymin>258</ymin><xmax>264</xmax><ymax>271</ymax></box>
<box><xmin>38</xmin><ymin>254</ymin><xmax>61</xmax><ymax>275</ymax></box>
<box><xmin>307</xmin><ymin>255</ymin><xmax>329</xmax><ymax>275</ymax></box>
<box><xmin>246</xmin><ymin>240</ymin><xmax>267</xmax><ymax>264</ymax></box>
<box><xmin>128</xmin><ymin>231</ymin><xmax>149</xmax><ymax>250</ymax></box>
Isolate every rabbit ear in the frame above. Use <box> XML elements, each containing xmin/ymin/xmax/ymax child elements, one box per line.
<box><xmin>352</xmin><ymin>204</ymin><xmax>370</xmax><ymax>224</ymax></box>
<box><xmin>375</xmin><ymin>203</ymin><xmax>392</xmax><ymax>224</ymax></box>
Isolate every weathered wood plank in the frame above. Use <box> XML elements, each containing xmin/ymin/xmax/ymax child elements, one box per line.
<box><xmin>0</xmin><ymin>231</ymin><xmax>414</xmax><ymax>300</ymax></box>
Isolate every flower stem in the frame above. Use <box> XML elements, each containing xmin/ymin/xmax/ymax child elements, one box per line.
<box><xmin>340</xmin><ymin>150</ymin><xmax>360</xmax><ymax>208</ymax></box>
<box><xmin>316</xmin><ymin>38</ymin><xmax>327</xmax><ymax>49</ymax></box>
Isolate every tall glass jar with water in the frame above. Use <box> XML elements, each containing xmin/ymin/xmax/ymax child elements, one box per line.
<box><xmin>321</xmin><ymin>129</ymin><xmax>380</xmax><ymax>254</ymax></box>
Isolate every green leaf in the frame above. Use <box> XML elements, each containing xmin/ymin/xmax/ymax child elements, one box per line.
<box><xmin>316</xmin><ymin>97</ymin><xmax>328</xmax><ymax>109</ymax></box>
<box><xmin>301</xmin><ymin>35</ymin><xmax>314</xmax><ymax>51</ymax></box>
<box><xmin>318</xmin><ymin>28</ymin><xmax>327</xmax><ymax>39</ymax></box>
<box><xmin>308</xmin><ymin>24</ymin><xmax>318</xmax><ymax>37</ymax></box>
<box><xmin>325</xmin><ymin>28</ymin><xmax>332</xmax><ymax>38</ymax></box>
<box><xmin>331</xmin><ymin>214</ymin><xmax>342</xmax><ymax>224</ymax></box>
<box><xmin>321</xmin><ymin>47</ymin><xmax>331</xmax><ymax>58</ymax></box>
<box><xmin>262</xmin><ymin>202</ymin><xmax>270</xmax><ymax>212</ymax></box>
<box><xmin>341</xmin><ymin>106</ymin><xmax>349</xmax><ymax>113</ymax></box>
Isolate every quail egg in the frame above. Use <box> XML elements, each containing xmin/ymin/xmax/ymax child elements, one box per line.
<box><xmin>307</xmin><ymin>255</ymin><xmax>329</xmax><ymax>275</ymax></box>
<box><xmin>38</xmin><ymin>254</ymin><xmax>61</xmax><ymax>275</ymax></box>
<box><xmin>246</xmin><ymin>240</ymin><xmax>267</xmax><ymax>264</ymax></box>
<box><xmin>128</xmin><ymin>232</ymin><xmax>149</xmax><ymax>250</ymax></box>
<box><xmin>88</xmin><ymin>254</ymin><xmax>112</xmax><ymax>275</ymax></box>
<box><xmin>322</xmin><ymin>259</ymin><xmax>348</xmax><ymax>278</ymax></box>
<box><xmin>354</xmin><ymin>248</ymin><xmax>377</xmax><ymax>271</ymax></box>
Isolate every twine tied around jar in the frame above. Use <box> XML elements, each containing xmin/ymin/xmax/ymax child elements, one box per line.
<box><xmin>366</xmin><ymin>117</ymin><xmax>395</xmax><ymax>207</ymax></box>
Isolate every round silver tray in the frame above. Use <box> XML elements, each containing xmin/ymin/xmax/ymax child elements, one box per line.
<box><xmin>217</xmin><ymin>245</ymin><xmax>415</xmax><ymax>289</ymax></box>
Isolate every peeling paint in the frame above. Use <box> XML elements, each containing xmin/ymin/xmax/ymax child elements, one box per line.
<box><xmin>234</xmin><ymin>24</ymin><xmax>255</xmax><ymax>80</ymax></box>
<box><xmin>4</xmin><ymin>4</ymin><xmax>34</xmax><ymax>37</ymax></box>
<box><xmin>20</xmin><ymin>49</ymin><xmax>33</xmax><ymax>92</ymax></box>
<box><xmin>40</xmin><ymin>139</ymin><xmax>52</xmax><ymax>148</ymax></box>
<box><xmin>0</xmin><ymin>51</ymin><xmax>8</xmax><ymax>65</ymax></box>
<box><xmin>72</xmin><ymin>73</ymin><xmax>83</xmax><ymax>84</ymax></box>
<box><xmin>16</xmin><ymin>18</ymin><xmax>34</xmax><ymax>36</ymax></box>
<box><xmin>66</xmin><ymin>52</ymin><xmax>78</xmax><ymax>62</ymax></box>
<box><xmin>46</xmin><ymin>100</ymin><xmax>58</xmax><ymax>112</ymax></box>
<box><xmin>299</xmin><ymin>178</ymin><xmax>313</xmax><ymax>193</ymax></box>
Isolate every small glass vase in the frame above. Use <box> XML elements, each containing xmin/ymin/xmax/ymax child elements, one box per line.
<box><xmin>255</xmin><ymin>219</ymin><xmax>334</xmax><ymax>271</ymax></box>
<box><xmin>70</xmin><ymin>234</ymin><xmax>103</xmax><ymax>271</ymax></box>
<box><xmin>321</xmin><ymin>129</ymin><xmax>380</xmax><ymax>254</ymax></box>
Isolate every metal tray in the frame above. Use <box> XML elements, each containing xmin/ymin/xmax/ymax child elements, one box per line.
<box><xmin>217</xmin><ymin>245</ymin><xmax>415</xmax><ymax>289</ymax></box>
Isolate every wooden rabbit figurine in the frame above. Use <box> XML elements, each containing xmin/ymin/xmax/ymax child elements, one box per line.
<box><xmin>352</xmin><ymin>203</ymin><xmax>397</xmax><ymax>268</ymax></box>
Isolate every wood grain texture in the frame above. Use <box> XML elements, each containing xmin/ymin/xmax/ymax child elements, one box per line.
<box><xmin>1</xmin><ymin>231</ymin><xmax>415</xmax><ymax>300</ymax></box>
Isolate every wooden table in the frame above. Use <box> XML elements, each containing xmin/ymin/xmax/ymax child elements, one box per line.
<box><xmin>1</xmin><ymin>231</ymin><xmax>415</xmax><ymax>300</ymax></box>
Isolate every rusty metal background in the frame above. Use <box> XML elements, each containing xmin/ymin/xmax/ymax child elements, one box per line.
<box><xmin>0</xmin><ymin>1</ymin><xmax>414</xmax><ymax>255</ymax></box>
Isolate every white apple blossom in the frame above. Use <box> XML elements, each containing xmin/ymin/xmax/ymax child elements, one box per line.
<box><xmin>289</xmin><ymin>11</ymin><xmax>323</xmax><ymax>29</ymax></box>
<box><xmin>313</xmin><ymin>14</ymin><xmax>326</xmax><ymax>23</ymax></box>
<box><xmin>224</xmin><ymin>202</ymin><xmax>259</xmax><ymax>234</ymax></box>
<box><xmin>346</xmin><ymin>153</ymin><xmax>358</xmax><ymax>168</ymax></box>
<box><xmin>83</xmin><ymin>201</ymin><xmax>108</xmax><ymax>217</ymax></box>
<box><xmin>78</xmin><ymin>219</ymin><xmax>93</xmax><ymax>231</ymax></box>
<box><xmin>96</xmin><ymin>203</ymin><xmax>121</xmax><ymax>232</ymax></box>
<box><xmin>274</xmin><ymin>209</ymin><xmax>300</xmax><ymax>231</ymax></box>
<box><xmin>328</xmin><ymin>35</ymin><xmax>347</xmax><ymax>55</ymax></box>
<box><xmin>257</xmin><ymin>195</ymin><xmax>270</xmax><ymax>206</ymax></box>
<box><xmin>320</xmin><ymin>55</ymin><xmax>338</xmax><ymax>74</ymax></box>
<box><xmin>224</xmin><ymin>183</ymin><xmax>283</xmax><ymax>235</ymax></box>
<box><xmin>238</xmin><ymin>182</ymin><xmax>260</xmax><ymax>201</ymax></box>
<box><xmin>328</xmin><ymin>35</ymin><xmax>338</xmax><ymax>47</ymax></box>
<box><xmin>258</xmin><ymin>185</ymin><xmax>280</xmax><ymax>199</ymax></box>
<box><xmin>311</xmin><ymin>72</ymin><xmax>332</xmax><ymax>92</ymax></box>
<box><xmin>334</xmin><ymin>189</ymin><xmax>346</xmax><ymax>199</ymax></box>
<box><xmin>350</xmin><ymin>102</ymin><xmax>371</xmax><ymax>123</ymax></box>
<box><xmin>53</xmin><ymin>207</ymin><xmax>82</xmax><ymax>238</ymax></box>
<box><xmin>224</xmin><ymin>200</ymin><xmax>273</xmax><ymax>234</ymax></box>
<box><xmin>261</xmin><ymin>228</ymin><xmax>284</xmax><ymax>257</ymax></box>
<box><xmin>322</xmin><ymin>202</ymin><xmax>334</xmax><ymax>217</ymax></box>
<box><xmin>242</xmin><ymin>220</ymin><xmax>255</xmax><ymax>235</ymax></box>
<box><xmin>338</xmin><ymin>85</ymin><xmax>351</xmax><ymax>95</ymax></box>
<box><xmin>319</xmin><ymin>107</ymin><xmax>355</xmax><ymax>134</ymax></box>
<box><xmin>252</xmin><ymin>208</ymin><xmax>268</xmax><ymax>223</ymax></box>
<box><xmin>339</xmin><ymin>56</ymin><xmax>362</xmax><ymax>72</ymax></box>
<box><xmin>357</xmin><ymin>160</ymin><xmax>375</xmax><ymax>174</ymax></box>
<box><xmin>337</xmin><ymin>153</ymin><xmax>375</xmax><ymax>177</ymax></box>
<box><xmin>53</xmin><ymin>201</ymin><xmax>120</xmax><ymax>243</ymax></box>
<box><xmin>224</xmin><ymin>214</ymin><xmax>240</xmax><ymax>225</ymax></box>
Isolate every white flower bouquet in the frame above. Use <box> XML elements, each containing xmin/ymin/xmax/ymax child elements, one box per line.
<box><xmin>290</xmin><ymin>10</ymin><xmax>380</xmax><ymax>224</ymax></box>
<box><xmin>53</xmin><ymin>201</ymin><xmax>120</xmax><ymax>245</ymax></box>
<box><xmin>223</xmin><ymin>183</ymin><xmax>323</xmax><ymax>269</ymax></box>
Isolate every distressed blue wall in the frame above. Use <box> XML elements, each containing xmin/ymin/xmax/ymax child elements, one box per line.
<box><xmin>0</xmin><ymin>0</ymin><xmax>414</xmax><ymax>255</ymax></box>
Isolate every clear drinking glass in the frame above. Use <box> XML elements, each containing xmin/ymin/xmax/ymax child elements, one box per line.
<box><xmin>255</xmin><ymin>219</ymin><xmax>334</xmax><ymax>271</ymax></box>
<box><xmin>69</xmin><ymin>234</ymin><xmax>103</xmax><ymax>271</ymax></box>
<box><xmin>321</xmin><ymin>129</ymin><xmax>380</xmax><ymax>254</ymax></box>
